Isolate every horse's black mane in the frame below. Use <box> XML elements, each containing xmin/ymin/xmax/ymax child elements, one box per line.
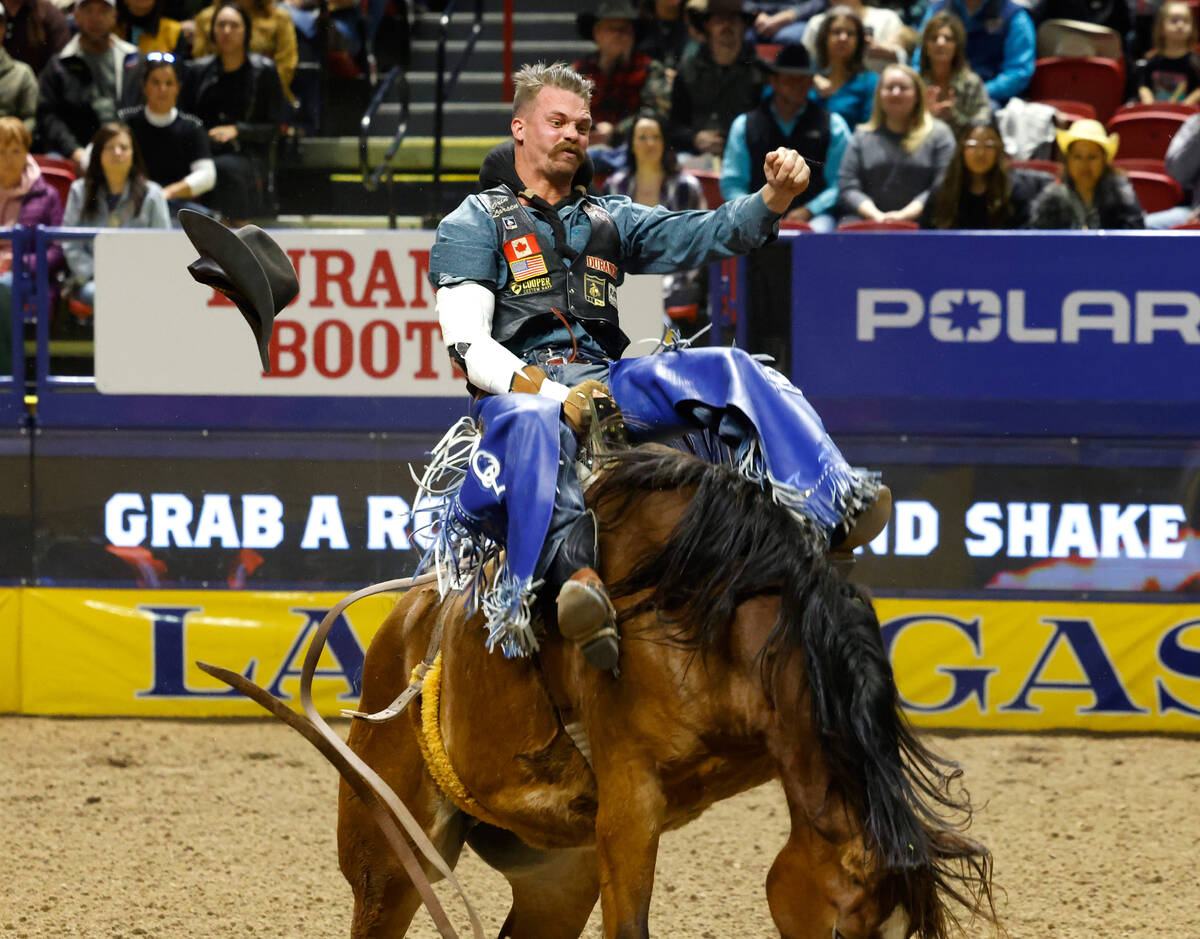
<box><xmin>589</xmin><ymin>444</ymin><xmax>995</xmax><ymax>939</ymax></box>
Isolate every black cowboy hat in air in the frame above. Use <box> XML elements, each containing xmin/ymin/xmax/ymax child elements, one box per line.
<box><xmin>179</xmin><ymin>208</ymin><xmax>298</xmax><ymax>372</ymax></box>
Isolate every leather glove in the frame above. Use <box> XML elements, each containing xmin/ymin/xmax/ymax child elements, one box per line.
<box><xmin>562</xmin><ymin>380</ymin><xmax>612</xmax><ymax>436</ymax></box>
<box><xmin>509</xmin><ymin>365</ymin><xmax>548</xmax><ymax>394</ymax></box>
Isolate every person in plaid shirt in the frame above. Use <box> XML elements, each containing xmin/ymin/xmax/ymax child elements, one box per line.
<box><xmin>574</xmin><ymin>0</ymin><xmax>670</xmax><ymax>146</ymax></box>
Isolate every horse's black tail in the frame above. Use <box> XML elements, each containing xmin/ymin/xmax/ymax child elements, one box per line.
<box><xmin>774</xmin><ymin>564</ymin><xmax>997</xmax><ymax>939</ymax></box>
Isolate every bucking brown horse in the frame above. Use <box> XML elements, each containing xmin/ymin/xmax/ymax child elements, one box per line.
<box><xmin>328</xmin><ymin>444</ymin><xmax>995</xmax><ymax>939</ymax></box>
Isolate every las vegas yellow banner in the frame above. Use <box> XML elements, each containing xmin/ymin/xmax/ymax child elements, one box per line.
<box><xmin>0</xmin><ymin>589</ymin><xmax>19</xmax><ymax>713</ymax></box>
<box><xmin>5</xmin><ymin>590</ymin><xmax>1200</xmax><ymax>730</ymax></box>
<box><xmin>880</xmin><ymin>598</ymin><xmax>1200</xmax><ymax>732</ymax></box>
<box><xmin>17</xmin><ymin>588</ymin><xmax>401</xmax><ymax>717</ymax></box>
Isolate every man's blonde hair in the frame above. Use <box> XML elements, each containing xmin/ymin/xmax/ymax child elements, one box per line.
<box><xmin>512</xmin><ymin>62</ymin><xmax>593</xmax><ymax>117</ymax></box>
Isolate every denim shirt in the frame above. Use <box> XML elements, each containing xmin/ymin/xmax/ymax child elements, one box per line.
<box><xmin>429</xmin><ymin>189</ymin><xmax>780</xmax><ymax>291</ymax></box>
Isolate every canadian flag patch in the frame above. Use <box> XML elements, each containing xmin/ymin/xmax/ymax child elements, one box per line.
<box><xmin>503</xmin><ymin>234</ymin><xmax>540</xmax><ymax>262</ymax></box>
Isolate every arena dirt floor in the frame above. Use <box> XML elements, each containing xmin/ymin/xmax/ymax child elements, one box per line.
<box><xmin>2</xmin><ymin>717</ymin><xmax>1198</xmax><ymax>938</ymax></box>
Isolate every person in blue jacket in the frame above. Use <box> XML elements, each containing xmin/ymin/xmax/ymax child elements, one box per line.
<box><xmin>912</xmin><ymin>0</ymin><xmax>1035</xmax><ymax>104</ymax></box>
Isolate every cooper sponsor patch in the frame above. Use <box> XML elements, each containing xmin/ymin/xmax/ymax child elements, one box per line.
<box><xmin>509</xmin><ymin>275</ymin><xmax>552</xmax><ymax>296</ymax></box>
<box><xmin>585</xmin><ymin>256</ymin><xmax>618</xmax><ymax>278</ymax></box>
<box><xmin>584</xmin><ymin>273</ymin><xmax>606</xmax><ymax>306</ymax></box>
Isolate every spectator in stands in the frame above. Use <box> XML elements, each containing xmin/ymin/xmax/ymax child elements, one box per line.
<box><xmin>116</xmin><ymin>0</ymin><xmax>185</xmax><ymax>55</ymax></box>
<box><xmin>838</xmin><ymin>62</ymin><xmax>955</xmax><ymax>221</ymax></box>
<box><xmin>574</xmin><ymin>0</ymin><xmax>670</xmax><ymax>148</ymax></box>
<box><xmin>603</xmin><ymin>109</ymin><xmax>708</xmax><ymax>327</ymax></box>
<box><xmin>1136</xmin><ymin>1</ymin><xmax>1200</xmax><ymax>105</ymax></box>
<box><xmin>181</xmin><ymin>1</ymin><xmax>284</xmax><ymax>221</ymax></box>
<box><xmin>604</xmin><ymin>110</ymin><xmax>705</xmax><ymax>207</ymax></box>
<box><xmin>752</xmin><ymin>0</ymin><xmax>829</xmax><ymax>44</ymax></box>
<box><xmin>918</xmin><ymin>11</ymin><xmax>989</xmax><ymax>139</ymax></box>
<box><xmin>922</xmin><ymin>118</ymin><xmax>1053</xmax><ymax>226</ymax></box>
<box><xmin>722</xmin><ymin>42</ymin><xmax>849</xmax><ymax>231</ymax></box>
<box><xmin>810</xmin><ymin>6</ymin><xmax>877</xmax><ymax>127</ymax></box>
<box><xmin>119</xmin><ymin>53</ymin><xmax>215</xmax><ymax>217</ymax></box>
<box><xmin>1029</xmin><ymin>118</ymin><xmax>1144</xmax><ymax>228</ymax></box>
<box><xmin>637</xmin><ymin>0</ymin><xmax>692</xmax><ymax>74</ymax></box>
<box><xmin>0</xmin><ymin>116</ymin><xmax>62</xmax><ymax>373</ymax></box>
<box><xmin>802</xmin><ymin>0</ymin><xmax>913</xmax><ymax>73</ymax></box>
<box><xmin>62</xmin><ymin>121</ymin><xmax>169</xmax><ymax>309</ymax></box>
<box><xmin>1038</xmin><ymin>0</ymin><xmax>1131</xmax><ymax>47</ymax></box>
<box><xmin>913</xmin><ymin>0</ymin><xmax>1034</xmax><ymax>104</ymax></box>
<box><xmin>36</xmin><ymin>0</ymin><xmax>140</xmax><ymax>171</ymax></box>
<box><xmin>1148</xmin><ymin>110</ymin><xmax>1200</xmax><ymax>227</ymax></box>
<box><xmin>1</xmin><ymin>0</ymin><xmax>69</xmax><ymax>75</ymax></box>
<box><xmin>193</xmin><ymin>0</ymin><xmax>298</xmax><ymax>103</ymax></box>
<box><xmin>668</xmin><ymin>0</ymin><xmax>763</xmax><ymax>161</ymax></box>
<box><xmin>0</xmin><ymin>10</ymin><xmax>36</xmax><ymax>138</ymax></box>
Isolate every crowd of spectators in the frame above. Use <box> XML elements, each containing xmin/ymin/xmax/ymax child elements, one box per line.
<box><xmin>570</xmin><ymin>0</ymin><xmax>1200</xmax><ymax>236</ymax></box>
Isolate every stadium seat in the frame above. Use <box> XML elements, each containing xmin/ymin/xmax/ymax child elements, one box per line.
<box><xmin>1170</xmin><ymin>219</ymin><xmax>1200</xmax><ymax>228</ymax></box>
<box><xmin>690</xmin><ymin>170</ymin><xmax>725</xmax><ymax>209</ymax></box>
<box><xmin>1036</xmin><ymin>19</ymin><xmax>1123</xmax><ymax>60</ymax></box>
<box><xmin>34</xmin><ymin>154</ymin><xmax>76</xmax><ymax>175</ymax></box>
<box><xmin>1036</xmin><ymin>98</ymin><xmax>1097</xmax><ymax>122</ymax></box>
<box><xmin>1012</xmin><ymin>158</ymin><xmax>1063</xmax><ymax>179</ymax></box>
<box><xmin>1120</xmin><ymin>166</ymin><xmax>1184</xmax><ymax>212</ymax></box>
<box><xmin>837</xmin><ymin>218</ymin><xmax>919</xmax><ymax>231</ymax></box>
<box><xmin>1107</xmin><ymin>109</ymin><xmax>1190</xmax><ymax>160</ymax></box>
<box><xmin>779</xmin><ymin>219</ymin><xmax>813</xmax><ymax>231</ymax></box>
<box><xmin>1028</xmin><ymin>57</ymin><xmax>1125</xmax><ymax>122</ymax></box>
<box><xmin>1111</xmin><ymin>101</ymin><xmax>1200</xmax><ymax>119</ymax></box>
<box><xmin>37</xmin><ymin>166</ymin><xmax>75</xmax><ymax>207</ymax></box>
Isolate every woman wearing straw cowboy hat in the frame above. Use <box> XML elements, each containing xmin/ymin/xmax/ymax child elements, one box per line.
<box><xmin>1029</xmin><ymin>118</ymin><xmax>1145</xmax><ymax>230</ymax></box>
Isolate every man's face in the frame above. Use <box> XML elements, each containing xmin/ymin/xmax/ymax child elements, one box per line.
<box><xmin>75</xmin><ymin>0</ymin><xmax>117</xmax><ymax>44</ymax></box>
<box><xmin>593</xmin><ymin>17</ymin><xmax>635</xmax><ymax>60</ymax></box>
<box><xmin>512</xmin><ymin>85</ymin><xmax>591</xmax><ymax>185</ymax></box>
<box><xmin>705</xmin><ymin>11</ymin><xmax>743</xmax><ymax>56</ymax></box>
<box><xmin>772</xmin><ymin>73</ymin><xmax>812</xmax><ymax>111</ymax></box>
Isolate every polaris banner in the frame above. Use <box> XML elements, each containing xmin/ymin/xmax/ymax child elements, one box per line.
<box><xmin>789</xmin><ymin>232</ymin><xmax>1200</xmax><ymax>436</ymax></box>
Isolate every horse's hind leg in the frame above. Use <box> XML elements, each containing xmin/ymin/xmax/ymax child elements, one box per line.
<box><xmin>339</xmin><ymin>720</ymin><xmax>470</xmax><ymax>938</ymax></box>
<box><xmin>467</xmin><ymin>824</ymin><xmax>599</xmax><ymax>939</ymax></box>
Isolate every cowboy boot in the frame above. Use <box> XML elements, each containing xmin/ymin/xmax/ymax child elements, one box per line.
<box><xmin>831</xmin><ymin>484</ymin><xmax>893</xmax><ymax>553</ymax></box>
<box><xmin>548</xmin><ymin>511</ymin><xmax>619</xmax><ymax>672</ymax></box>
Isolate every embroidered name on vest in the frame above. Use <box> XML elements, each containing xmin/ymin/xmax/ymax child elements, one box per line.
<box><xmin>586</xmin><ymin>255</ymin><xmax>618</xmax><ymax>278</ymax></box>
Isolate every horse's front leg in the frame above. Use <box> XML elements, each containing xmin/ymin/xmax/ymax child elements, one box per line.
<box><xmin>592</xmin><ymin>756</ymin><xmax>666</xmax><ymax>939</ymax></box>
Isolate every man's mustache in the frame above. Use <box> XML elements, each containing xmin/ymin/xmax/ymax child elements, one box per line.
<box><xmin>552</xmin><ymin>142</ymin><xmax>585</xmax><ymax>158</ymax></box>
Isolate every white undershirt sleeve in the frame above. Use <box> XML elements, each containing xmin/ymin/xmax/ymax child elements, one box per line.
<box><xmin>436</xmin><ymin>281</ymin><xmax>569</xmax><ymax>400</ymax></box>
<box><xmin>184</xmin><ymin>158</ymin><xmax>217</xmax><ymax>196</ymax></box>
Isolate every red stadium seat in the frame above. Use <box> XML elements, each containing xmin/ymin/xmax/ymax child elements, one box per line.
<box><xmin>1012</xmin><ymin>158</ymin><xmax>1063</xmax><ymax>179</ymax></box>
<box><xmin>1170</xmin><ymin>219</ymin><xmax>1200</xmax><ymax>228</ymax></box>
<box><xmin>1029</xmin><ymin>57</ymin><xmax>1125</xmax><ymax>122</ymax></box>
<box><xmin>779</xmin><ymin>219</ymin><xmax>813</xmax><ymax>231</ymax></box>
<box><xmin>1121</xmin><ymin>167</ymin><xmax>1184</xmax><ymax>212</ymax></box>
<box><xmin>34</xmin><ymin>154</ymin><xmax>76</xmax><ymax>175</ymax></box>
<box><xmin>37</xmin><ymin>166</ymin><xmax>75</xmax><ymax>207</ymax></box>
<box><xmin>837</xmin><ymin>219</ymin><xmax>919</xmax><ymax>231</ymax></box>
<box><xmin>689</xmin><ymin>169</ymin><xmax>724</xmax><ymax>209</ymax></box>
<box><xmin>1036</xmin><ymin>98</ymin><xmax>1097</xmax><ymax>122</ymax></box>
<box><xmin>1106</xmin><ymin>109</ymin><xmax>1191</xmax><ymax>160</ymax></box>
<box><xmin>1111</xmin><ymin>101</ymin><xmax>1200</xmax><ymax>118</ymax></box>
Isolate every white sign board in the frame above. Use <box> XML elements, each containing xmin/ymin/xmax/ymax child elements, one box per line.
<box><xmin>94</xmin><ymin>230</ymin><xmax>666</xmax><ymax>396</ymax></box>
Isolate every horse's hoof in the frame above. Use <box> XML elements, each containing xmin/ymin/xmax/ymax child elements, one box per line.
<box><xmin>580</xmin><ymin>632</ymin><xmax>620</xmax><ymax>671</ymax></box>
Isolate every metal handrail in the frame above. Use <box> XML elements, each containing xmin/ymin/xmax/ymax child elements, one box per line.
<box><xmin>430</xmin><ymin>0</ymin><xmax>486</xmax><ymax>222</ymax></box>
<box><xmin>358</xmin><ymin>66</ymin><xmax>412</xmax><ymax>229</ymax></box>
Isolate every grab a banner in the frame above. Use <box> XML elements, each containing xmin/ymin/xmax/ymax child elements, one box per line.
<box><xmin>93</xmin><ymin>230</ymin><xmax>664</xmax><ymax>396</ymax></box>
